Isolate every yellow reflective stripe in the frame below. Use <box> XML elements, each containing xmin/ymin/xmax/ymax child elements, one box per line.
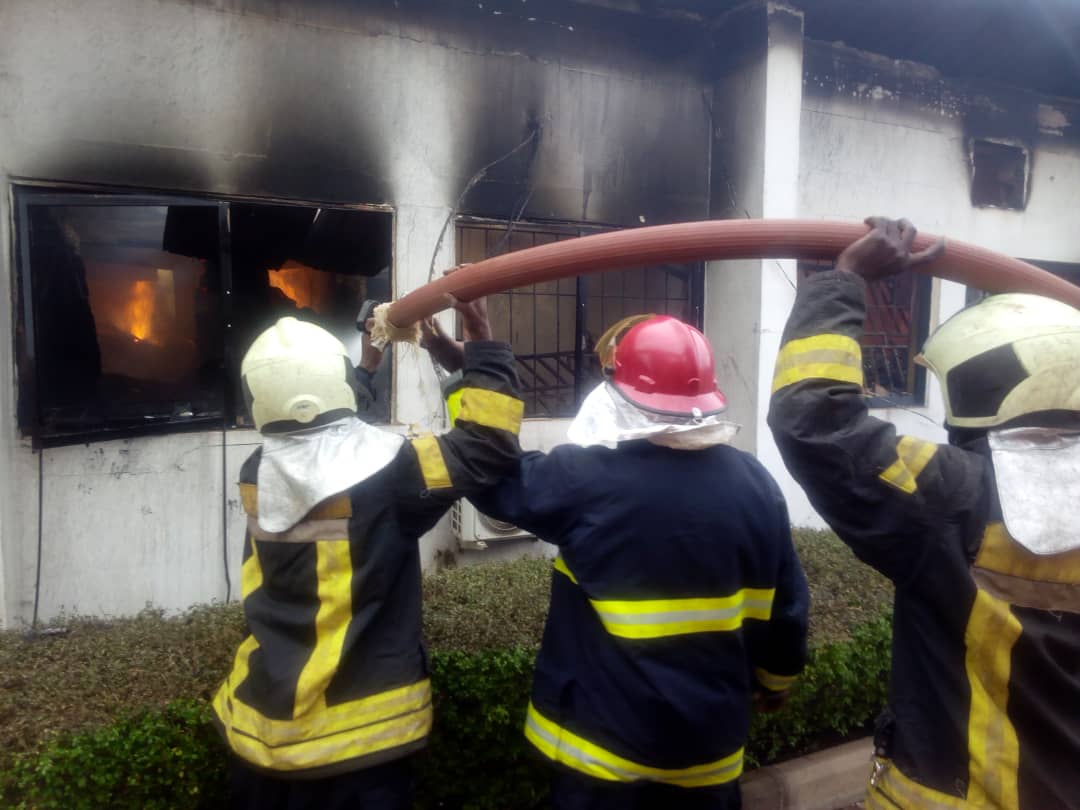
<box><xmin>867</xmin><ymin>758</ymin><xmax>967</xmax><ymax>809</ymax></box>
<box><xmin>217</xmin><ymin>673</ymin><xmax>432</xmax><ymax>751</ymax></box>
<box><xmin>221</xmin><ymin>685</ymin><xmax>432</xmax><ymax>772</ymax></box>
<box><xmin>293</xmin><ymin>540</ymin><xmax>352</xmax><ymax>718</ymax></box>
<box><xmin>239</xmin><ymin>483</ymin><xmax>258</xmax><ymax>516</ymax></box>
<box><xmin>754</xmin><ymin>667</ymin><xmax>798</xmax><ymax>692</ymax></box>
<box><xmin>878</xmin><ymin>436</ymin><xmax>938</xmax><ymax>495</ymax></box>
<box><xmin>772</xmin><ymin>334</ymin><xmax>862</xmax><ymax>393</ymax></box>
<box><xmin>445</xmin><ymin>388</ymin><xmax>465</xmax><ymax>426</ymax></box>
<box><xmin>456</xmin><ymin>388</ymin><xmax>524</xmax><ymax>434</ymax></box>
<box><xmin>554</xmin><ymin>556</ymin><xmax>773</xmax><ymax>638</ymax></box>
<box><xmin>553</xmin><ymin>554</ymin><xmax>578</xmax><ymax>584</ymax></box>
<box><xmin>241</xmin><ymin>543</ymin><xmax>263</xmax><ymax>598</ymax></box>
<box><xmin>525</xmin><ymin>702</ymin><xmax>743</xmax><ymax>787</ymax></box>
<box><xmin>412</xmin><ymin>435</ymin><xmax>452</xmax><ymax>490</ymax></box>
<box><xmin>214</xmin><ymin>634</ymin><xmax>259</xmax><ymax>719</ymax></box>
<box><xmin>976</xmin><ymin>522</ymin><xmax>1080</xmax><ymax>584</ymax></box>
<box><xmin>965</xmin><ymin>589</ymin><xmax>1022</xmax><ymax>809</ymax></box>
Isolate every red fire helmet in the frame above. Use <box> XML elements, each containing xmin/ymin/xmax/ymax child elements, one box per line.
<box><xmin>611</xmin><ymin>315</ymin><xmax>727</xmax><ymax>416</ymax></box>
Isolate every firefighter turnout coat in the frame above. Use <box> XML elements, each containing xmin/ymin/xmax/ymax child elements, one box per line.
<box><xmin>213</xmin><ymin>342</ymin><xmax>523</xmax><ymax>777</ymax></box>
<box><xmin>473</xmin><ymin>438</ymin><xmax>809</xmax><ymax>793</ymax></box>
<box><xmin>768</xmin><ymin>270</ymin><xmax>1080</xmax><ymax>810</ymax></box>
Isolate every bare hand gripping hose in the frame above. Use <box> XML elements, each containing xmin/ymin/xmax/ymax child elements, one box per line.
<box><xmin>369</xmin><ymin>219</ymin><xmax>1080</xmax><ymax>341</ymax></box>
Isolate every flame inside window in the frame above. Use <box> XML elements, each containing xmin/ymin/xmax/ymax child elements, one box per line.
<box><xmin>267</xmin><ymin>261</ymin><xmax>331</xmax><ymax>313</ymax></box>
<box><xmin>124</xmin><ymin>280</ymin><xmax>157</xmax><ymax>344</ymax></box>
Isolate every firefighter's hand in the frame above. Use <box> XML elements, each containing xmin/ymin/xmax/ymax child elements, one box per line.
<box><xmin>439</xmin><ymin>264</ymin><xmax>493</xmax><ymax>343</ymax></box>
<box><xmin>359</xmin><ymin>319</ymin><xmax>384</xmax><ymax>373</ymax></box>
<box><xmin>835</xmin><ymin>217</ymin><xmax>945</xmax><ymax>282</ymax></box>
<box><xmin>752</xmin><ymin>688</ymin><xmax>790</xmax><ymax>714</ymax></box>
<box><xmin>420</xmin><ymin>317</ymin><xmax>466</xmax><ymax>373</ymax></box>
<box><xmin>450</xmin><ymin>295</ymin><xmax>493</xmax><ymax>342</ymax></box>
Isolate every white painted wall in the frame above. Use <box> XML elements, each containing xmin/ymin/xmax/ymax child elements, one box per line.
<box><xmin>771</xmin><ymin>41</ymin><xmax>1080</xmax><ymax>525</ymax></box>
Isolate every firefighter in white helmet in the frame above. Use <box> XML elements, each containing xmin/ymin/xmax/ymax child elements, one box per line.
<box><xmin>213</xmin><ymin>300</ymin><xmax>523</xmax><ymax>810</ymax></box>
<box><xmin>769</xmin><ymin>216</ymin><xmax>1080</xmax><ymax>809</ymax></box>
<box><xmin>423</xmin><ymin>313</ymin><xmax>808</xmax><ymax>809</ymax></box>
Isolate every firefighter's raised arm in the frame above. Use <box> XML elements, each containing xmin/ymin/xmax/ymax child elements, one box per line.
<box><xmin>767</xmin><ymin>218</ymin><xmax>983</xmax><ymax>582</ymax></box>
<box><xmin>396</xmin><ymin>296</ymin><xmax>524</xmax><ymax>535</ymax></box>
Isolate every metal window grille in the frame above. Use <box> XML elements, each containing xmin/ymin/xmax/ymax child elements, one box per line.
<box><xmin>798</xmin><ymin>262</ymin><xmax>931</xmax><ymax>407</ymax></box>
<box><xmin>457</xmin><ymin>220</ymin><xmax>704</xmax><ymax>418</ymax></box>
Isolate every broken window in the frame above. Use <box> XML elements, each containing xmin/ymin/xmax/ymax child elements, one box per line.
<box><xmin>229</xmin><ymin>202</ymin><xmax>393</xmax><ymax>427</ymax></box>
<box><xmin>457</xmin><ymin>221</ymin><xmax>704</xmax><ymax>418</ymax></box>
<box><xmin>799</xmin><ymin>262</ymin><xmax>931</xmax><ymax>407</ymax></box>
<box><xmin>16</xmin><ymin>189</ymin><xmax>393</xmax><ymax>444</ymax></box>
<box><xmin>970</xmin><ymin>139</ymin><xmax>1028</xmax><ymax>210</ymax></box>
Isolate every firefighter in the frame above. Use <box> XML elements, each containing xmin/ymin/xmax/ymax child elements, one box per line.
<box><xmin>213</xmin><ymin>298</ymin><xmax>523</xmax><ymax>810</ymax></box>
<box><xmin>423</xmin><ymin>314</ymin><xmax>809</xmax><ymax>809</ymax></box>
<box><xmin>768</xmin><ymin>216</ymin><xmax>1080</xmax><ymax>809</ymax></box>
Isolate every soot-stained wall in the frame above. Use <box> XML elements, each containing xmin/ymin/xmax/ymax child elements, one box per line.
<box><xmin>0</xmin><ymin>0</ymin><xmax>719</xmax><ymax>624</ymax></box>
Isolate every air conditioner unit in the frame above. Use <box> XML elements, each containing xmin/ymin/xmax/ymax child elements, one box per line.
<box><xmin>451</xmin><ymin>500</ymin><xmax>534</xmax><ymax>550</ymax></box>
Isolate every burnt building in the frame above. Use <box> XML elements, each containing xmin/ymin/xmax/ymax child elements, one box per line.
<box><xmin>1</xmin><ymin>0</ymin><xmax>1078</xmax><ymax>624</ymax></box>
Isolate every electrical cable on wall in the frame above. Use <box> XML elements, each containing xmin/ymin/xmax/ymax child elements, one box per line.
<box><xmin>221</xmin><ymin>424</ymin><xmax>232</xmax><ymax>604</ymax></box>
<box><xmin>418</xmin><ymin>122</ymin><xmax>543</xmax><ymax>428</ymax></box>
<box><xmin>31</xmin><ymin>449</ymin><xmax>43</xmax><ymax>630</ymax></box>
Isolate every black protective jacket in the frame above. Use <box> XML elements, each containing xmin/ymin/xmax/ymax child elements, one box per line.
<box><xmin>213</xmin><ymin>342</ymin><xmax>522</xmax><ymax>778</ymax></box>
<box><xmin>769</xmin><ymin>270</ymin><xmax>1080</xmax><ymax>810</ymax></box>
<box><xmin>474</xmin><ymin>439</ymin><xmax>808</xmax><ymax>793</ymax></box>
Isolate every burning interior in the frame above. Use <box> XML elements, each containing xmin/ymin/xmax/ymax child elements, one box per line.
<box><xmin>18</xmin><ymin>193</ymin><xmax>392</xmax><ymax>443</ymax></box>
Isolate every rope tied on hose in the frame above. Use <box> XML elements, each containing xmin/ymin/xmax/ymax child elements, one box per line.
<box><xmin>369</xmin><ymin>302</ymin><xmax>421</xmax><ymax>350</ymax></box>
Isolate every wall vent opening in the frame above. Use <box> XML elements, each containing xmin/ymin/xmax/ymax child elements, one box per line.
<box><xmin>970</xmin><ymin>139</ymin><xmax>1028</xmax><ymax>210</ymax></box>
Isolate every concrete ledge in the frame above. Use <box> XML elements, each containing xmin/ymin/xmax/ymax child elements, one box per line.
<box><xmin>741</xmin><ymin>737</ymin><xmax>872</xmax><ymax>810</ymax></box>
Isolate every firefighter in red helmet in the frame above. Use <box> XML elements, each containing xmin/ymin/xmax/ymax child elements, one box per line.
<box><xmin>424</xmin><ymin>313</ymin><xmax>808</xmax><ymax>810</ymax></box>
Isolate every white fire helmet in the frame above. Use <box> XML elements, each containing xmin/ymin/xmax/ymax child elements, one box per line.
<box><xmin>241</xmin><ymin>317</ymin><xmax>357</xmax><ymax>433</ymax></box>
<box><xmin>920</xmin><ymin>293</ymin><xmax>1080</xmax><ymax>430</ymax></box>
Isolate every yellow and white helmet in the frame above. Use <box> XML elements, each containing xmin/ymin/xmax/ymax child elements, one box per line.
<box><xmin>241</xmin><ymin>317</ymin><xmax>357</xmax><ymax>433</ymax></box>
<box><xmin>921</xmin><ymin>293</ymin><xmax>1080</xmax><ymax>430</ymax></box>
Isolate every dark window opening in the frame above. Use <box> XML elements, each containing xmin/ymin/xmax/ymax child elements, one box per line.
<box><xmin>229</xmin><ymin>203</ymin><xmax>392</xmax><ymax>427</ymax></box>
<box><xmin>15</xmin><ymin>188</ymin><xmax>393</xmax><ymax>445</ymax></box>
<box><xmin>970</xmin><ymin>139</ymin><xmax>1028</xmax><ymax>210</ymax></box>
<box><xmin>457</xmin><ymin>221</ymin><xmax>704</xmax><ymax>418</ymax></box>
<box><xmin>799</xmin><ymin>262</ymin><xmax>931</xmax><ymax>408</ymax></box>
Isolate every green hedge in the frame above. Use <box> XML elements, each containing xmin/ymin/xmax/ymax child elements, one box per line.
<box><xmin>0</xmin><ymin>531</ymin><xmax>893</xmax><ymax>809</ymax></box>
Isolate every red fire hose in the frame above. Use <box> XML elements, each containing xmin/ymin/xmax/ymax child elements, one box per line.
<box><xmin>385</xmin><ymin>219</ymin><xmax>1080</xmax><ymax>327</ymax></box>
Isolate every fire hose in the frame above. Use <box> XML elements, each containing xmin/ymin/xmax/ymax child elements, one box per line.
<box><xmin>370</xmin><ymin>219</ymin><xmax>1080</xmax><ymax>341</ymax></box>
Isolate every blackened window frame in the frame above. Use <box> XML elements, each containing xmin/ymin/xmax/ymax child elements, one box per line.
<box><xmin>456</xmin><ymin>217</ymin><xmax>706</xmax><ymax>419</ymax></box>
<box><xmin>14</xmin><ymin>185</ymin><xmax>394</xmax><ymax>447</ymax></box>
<box><xmin>15</xmin><ymin>190</ymin><xmax>230</xmax><ymax>446</ymax></box>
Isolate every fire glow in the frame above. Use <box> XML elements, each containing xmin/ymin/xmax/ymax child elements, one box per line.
<box><xmin>124</xmin><ymin>280</ymin><xmax>158</xmax><ymax>344</ymax></box>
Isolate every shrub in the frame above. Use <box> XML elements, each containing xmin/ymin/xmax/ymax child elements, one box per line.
<box><xmin>0</xmin><ymin>700</ymin><xmax>227</xmax><ymax>810</ymax></box>
<box><xmin>0</xmin><ymin>531</ymin><xmax>892</xmax><ymax>809</ymax></box>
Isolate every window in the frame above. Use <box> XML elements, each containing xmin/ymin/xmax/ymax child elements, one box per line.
<box><xmin>966</xmin><ymin>260</ymin><xmax>1080</xmax><ymax>306</ymax></box>
<box><xmin>799</xmin><ymin>262</ymin><xmax>931</xmax><ymax>407</ymax></box>
<box><xmin>457</xmin><ymin>221</ymin><xmax>704</xmax><ymax>417</ymax></box>
<box><xmin>16</xmin><ymin>188</ymin><xmax>392</xmax><ymax>444</ymax></box>
<box><xmin>970</xmin><ymin>139</ymin><xmax>1028</xmax><ymax>210</ymax></box>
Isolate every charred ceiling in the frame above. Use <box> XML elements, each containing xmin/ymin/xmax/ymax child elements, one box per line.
<box><xmin>803</xmin><ymin>39</ymin><xmax>1080</xmax><ymax>148</ymax></box>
